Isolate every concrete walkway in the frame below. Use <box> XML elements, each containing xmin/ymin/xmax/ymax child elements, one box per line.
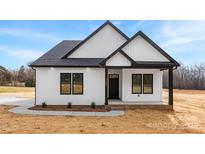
<box><xmin>0</xmin><ymin>96</ymin><xmax>124</xmax><ymax>116</ymax></box>
<box><xmin>9</xmin><ymin>106</ymin><xmax>124</xmax><ymax>116</ymax></box>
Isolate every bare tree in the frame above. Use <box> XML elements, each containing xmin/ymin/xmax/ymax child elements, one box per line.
<box><xmin>163</xmin><ymin>63</ymin><xmax>205</xmax><ymax>90</ymax></box>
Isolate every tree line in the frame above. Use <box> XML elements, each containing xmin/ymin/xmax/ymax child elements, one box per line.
<box><xmin>1</xmin><ymin>63</ymin><xmax>205</xmax><ymax>89</ymax></box>
<box><xmin>0</xmin><ymin>65</ymin><xmax>35</xmax><ymax>87</ymax></box>
<box><xmin>163</xmin><ymin>63</ymin><xmax>205</xmax><ymax>90</ymax></box>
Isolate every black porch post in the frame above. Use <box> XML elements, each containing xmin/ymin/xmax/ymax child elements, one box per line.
<box><xmin>168</xmin><ymin>67</ymin><xmax>173</xmax><ymax>105</ymax></box>
<box><xmin>105</xmin><ymin>67</ymin><xmax>108</xmax><ymax>105</ymax></box>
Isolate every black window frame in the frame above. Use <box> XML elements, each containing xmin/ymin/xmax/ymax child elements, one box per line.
<box><xmin>72</xmin><ymin>73</ymin><xmax>84</xmax><ymax>95</ymax></box>
<box><xmin>60</xmin><ymin>73</ymin><xmax>71</xmax><ymax>95</ymax></box>
<box><xmin>143</xmin><ymin>74</ymin><xmax>153</xmax><ymax>94</ymax></box>
<box><xmin>132</xmin><ymin>74</ymin><xmax>142</xmax><ymax>94</ymax></box>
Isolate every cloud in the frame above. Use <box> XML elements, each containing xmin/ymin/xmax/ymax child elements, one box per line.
<box><xmin>0</xmin><ymin>28</ymin><xmax>62</xmax><ymax>42</ymax></box>
<box><xmin>160</xmin><ymin>21</ymin><xmax>205</xmax><ymax>47</ymax></box>
<box><xmin>112</xmin><ymin>21</ymin><xmax>121</xmax><ymax>25</ymax></box>
<box><xmin>135</xmin><ymin>20</ymin><xmax>147</xmax><ymax>27</ymax></box>
<box><xmin>161</xmin><ymin>36</ymin><xmax>205</xmax><ymax>47</ymax></box>
<box><xmin>0</xmin><ymin>45</ymin><xmax>43</xmax><ymax>60</ymax></box>
<box><xmin>128</xmin><ymin>20</ymin><xmax>153</xmax><ymax>33</ymax></box>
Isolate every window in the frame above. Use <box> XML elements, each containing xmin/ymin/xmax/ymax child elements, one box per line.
<box><xmin>72</xmin><ymin>73</ymin><xmax>83</xmax><ymax>94</ymax></box>
<box><xmin>132</xmin><ymin>74</ymin><xmax>142</xmax><ymax>94</ymax></box>
<box><xmin>60</xmin><ymin>73</ymin><xmax>71</xmax><ymax>94</ymax></box>
<box><xmin>143</xmin><ymin>74</ymin><xmax>153</xmax><ymax>94</ymax></box>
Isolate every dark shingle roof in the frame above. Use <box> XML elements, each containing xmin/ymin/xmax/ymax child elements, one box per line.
<box><xmin>30</xmin><ymin>40</ymin><xmax>80</xmax><ymax>66</ymax></box>
<box><xmin>30</xmin><ymin>40</ymin><xmax>103</xmax><ymax>67</ymax></box>
<box><xmin>53</xmin><ymin>58</ymin><xmax>104</xmax><ymax>67</ymax></box>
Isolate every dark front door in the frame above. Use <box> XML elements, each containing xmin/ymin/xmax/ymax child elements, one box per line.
<box><xmin>109</xmin><ymin>74</ymin><xmax>119</xmax><ymax>99</ymax></box>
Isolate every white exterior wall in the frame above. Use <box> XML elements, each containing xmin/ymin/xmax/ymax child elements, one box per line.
<box><xmin>35</xmin><ymin>67</ymin><xmax>105</xmax><ymax>105</ymax></box>
<box><xmin>122</xmin><ymin>69</ymin><xmax>163</xmax><ymax>103</ymax></box>
<box><xmin>106</xmin><ymin>52</ymin><xmax>131</xmax><ymax>66</ymax></box>
<box><xmin>122</xmin><ymin>36</ymin><xmax>169</xmax><ymax>62</ymax></box>
<box><xmin>69</xmin><ymin>25</ymin><xmax>127</xmax><ymax>58</ymax></box>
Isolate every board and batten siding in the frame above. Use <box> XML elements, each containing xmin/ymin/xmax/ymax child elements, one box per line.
<box><xmin>35</xmin><ymin>67</ymin><xmax>105</xmax><ymax>105</ymax></box>
<box><xmin>122</xmin><ymin>35</ymin><xmax>170</xmax><ymax>62</ymax></box>
<box><xmin>68</xmin><ymin>24</ymin><xmax>127</xmax><ymax>58</ymax></box>
<box><xmin>122</xmin><ymin>69</ymin><xmax>163</xmax><ymax>103</ymax></box>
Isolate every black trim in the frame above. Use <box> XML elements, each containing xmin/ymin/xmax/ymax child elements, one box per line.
<box><xmin>135</xmin><ymin>61</ymin><xmax>177</xmax><ymax>65</ymax></box>
<box><xmin>168</xmin><ymin>68</ymin><xmax>173</xmax><ymax>105</ymax></box>
<box><xmin>35</xmin><ymin>69</ymin><xmax>36</xmax><ymax>105</ymax></box>
<box><xmin>60</xmin><ymin>73</ymin><xmax>71</xmax><ymax>95</ymax></box>
<box><xmin>132</xmin><ymin>74</ymin><xmax>142</xmax><ymax>94</ymax></box>
<box><xmin>138</xmin><ymin>31</ymin><xmax>180</xmax><ymax>66</ymax></box>
<box><xmin>31</xmin><ymin>65</ymin><xmax>101</xmax><ymax>68</ymax></box>
<box><xmin>31</xmin><ymin>61</ymin><xmax>176</xmax><ymax>69</ymax></box>
<box><xmin>120</xmin><ymin>50</ymin><xmax>136</xmax><ymax>65</ymax></box>
<box><xmin>143</xmin><ymin>74</ymin><xmax>153</xmax><ymax>94</ymax></box>
<box><xmin>72</xmin><ymin>73</ymin><xmax>83</xmax><ymax>95</ymax></box>
<box><xmin>100</xmin><ymin>49</ymin><xmax>136</xmax><ymax>66</ymax></box>
<box><xmin>101</xmin><ymin>31</ymin><xmax>180</xmax><ymax>67</ymax></box>
<box><xmin>105</xmin><ymin>68</ymin><xmax>108</xmax><ymax>105</ymax></box>
<box><xmin>62</xmin><ymin>20</ymin><xmax>129</xmax><ymax>59</ymax></box>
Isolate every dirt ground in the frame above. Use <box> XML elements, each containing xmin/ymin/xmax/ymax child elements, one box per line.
<box><xmin>0</xmin><ymin>89</ymin><xmax>205</xmax><ymax>134</ymax></box>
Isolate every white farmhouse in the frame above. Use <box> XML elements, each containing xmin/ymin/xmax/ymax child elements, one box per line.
<box><xmin>30</xmin><ymin>20</ymin><xmax>179</xmax><ymax>107</ymax></box>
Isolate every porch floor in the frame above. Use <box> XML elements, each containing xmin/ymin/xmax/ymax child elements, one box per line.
<box><xmin>108</xmin><ymin>99</ymin><xmax>171</xmax><ymax>110</ymax></box>
<box><xmin>108</xmin><ymin>99</ymin><xmax>167</xmax><ymax>105</ymax></box>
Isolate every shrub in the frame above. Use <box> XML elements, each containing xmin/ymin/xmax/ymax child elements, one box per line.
<box><xmin>67</xmin><ymin>102</ymin><xmax>72</xmax><ymax>108</ymax></box>
<box><xmin>42</xmin><ymin>102</ymin><xmax>47</xmax><ymax>108</ymax></box>
<box><xmin>91</xmin><ymin>102</ymin><xmax>96</xmax><ymax>109</ymax></box>
<box><xmin>25</xmin><ymin>78</ymin><xmax>35</xmax><ymax>87</ymax></box>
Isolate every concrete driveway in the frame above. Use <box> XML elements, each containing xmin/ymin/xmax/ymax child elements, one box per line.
<box><xmin>0</xmin><ymin>95</ymin><xmax>34</xmax><ymax>107</ymax></box>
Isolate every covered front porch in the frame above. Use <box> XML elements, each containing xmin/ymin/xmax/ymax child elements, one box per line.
<box><xmin>104</xmin><ymin>66</ymin><xmax>174</xmax><ymax>107</ymax></box>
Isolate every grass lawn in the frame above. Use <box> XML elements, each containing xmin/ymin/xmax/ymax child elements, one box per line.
<box><xmin>0</xmin><ymin>86</ymin><xmax>34</xmax><ymax>93</ymax></box>
<box><xmin>0</xmin><ymin>89</ymin><xmax>205</xmax><ymax>133</ymax></box>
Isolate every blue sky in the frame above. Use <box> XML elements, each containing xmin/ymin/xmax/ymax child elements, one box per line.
<box><xmin>0</xmin><ymin>20</ymin><xmax>205</xmax><ymax>69</ymax></box>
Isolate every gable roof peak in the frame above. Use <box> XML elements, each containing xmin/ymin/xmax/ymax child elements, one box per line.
<box><xmin>62</xmin><ymin>20</ymin><xmax>129</xmax><ymax>59</ymax></box>
<box><xmin>130</xmin><ymin>30</ymin><xmax>144</xmax><ymax>39</ymax></box>
<box><xmin>102</xmin><ymin>30</ymin><xmax>180</xmax><ymax>66</ymax></box>
<box><xmin>104</xmin><ymin>20</ymin><xmax>112</xmax><ymax>24</ymax></box>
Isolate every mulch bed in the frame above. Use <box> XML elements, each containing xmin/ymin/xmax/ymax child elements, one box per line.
<box><xmin>29</xmin><ymin>105</ymin><xmax>111</xmax><ymax>112</ymax></box>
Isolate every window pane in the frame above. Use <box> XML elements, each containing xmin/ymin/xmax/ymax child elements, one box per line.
<box><xmin>61</xmin><ymin>73</ymin><xmax>71</xmax><ymax>94</ymax></box>
<box><xmin>143</xmin><ymin>74</ymin><xmax>153</xmax><ymax>94</ymax></box>
<box><xmin>73</xmin><ymin>73</ymin><xmax>83</xmax><ymax>94</ymax></box>
<box><xmin>132</xmin><ymin>74</ymin><xmax>142</xmax><ymax>94</ymax></box>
